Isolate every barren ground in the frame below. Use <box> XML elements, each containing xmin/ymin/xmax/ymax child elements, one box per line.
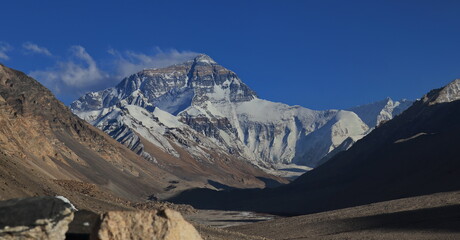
<box><xmin>184</xmin><ymin>191</ymin><xmax>460</xmax><ymax>240</ymax></box>
<box><xmin>225</xmin><ymin>191</ymin><xmax>460</xmax><ymax>240</ymax></box>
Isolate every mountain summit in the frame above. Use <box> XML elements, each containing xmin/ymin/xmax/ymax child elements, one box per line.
<box><xmin>71</xmin><ymin>54</ymin><xmax>412</xmax><ymax>171</ymax></box>
<box><xmin>193</xmin><ymin>54</ymin><xmax>217</xmax><ymax>65</ymax></box>
<box><xmin>72</xmin><ymin>54</ymin><xmax>257</xmax><ymax>115</ymax></box>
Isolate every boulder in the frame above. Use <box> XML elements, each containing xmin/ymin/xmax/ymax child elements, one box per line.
<box><xmin>0</xmin><ymin>196</ymin><xmax>74</xmax><ymax>240</ymax></box>
<box><xmin>91</xmin><ymin>208</ymin><xmax>202</xmax><ymax>240</ymax></box>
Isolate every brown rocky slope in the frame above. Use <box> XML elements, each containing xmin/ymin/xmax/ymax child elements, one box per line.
<box><xmin>0</xmin><ymin>63</ymin><xmax>178</xmax><ymax>208</ymax></box>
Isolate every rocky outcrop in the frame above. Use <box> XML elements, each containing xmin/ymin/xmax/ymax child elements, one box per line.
<box><xmin>91</xmin><ymin>209</ymin><xmax>202</xmax><ymax>240</ymax></box>
<box><xmin>0</xmin><ymin>196</ymin><xmax>74</xmax><ymax>240</ymax></box>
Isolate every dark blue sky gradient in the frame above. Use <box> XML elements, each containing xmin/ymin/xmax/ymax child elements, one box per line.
<box><xmin>1</xmin><ymin>0</ymin><xmax>460</xmax><ymax>109</ymax></box>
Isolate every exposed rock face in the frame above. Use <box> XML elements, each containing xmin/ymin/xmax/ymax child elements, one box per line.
<box><xmin>92</xmin><ymin>209</ymin><xmax>202</xmax><ymax>240</ymax></box>
<box><xmin>72</xmin><ymin>54</ymin><xmax>408</xmax><ymax>169</ymax></box>
<box><xmin>0</xmin><ymin>197</ymin><xmax>74</xmax><ymax>240</ymax></box>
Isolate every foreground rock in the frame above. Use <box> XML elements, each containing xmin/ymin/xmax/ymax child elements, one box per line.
<box><xmin>92</xmin><ymin>209</ymin><xmax>203</xmax><ymax>240</ymax></box>
<box><xmin>0</xmin><ymin>196</ymin><xmax>203</xmax><ymax>240</ymax></box>
<box><xmin>0</xmin><ymin>196</ymin><xmax>74</xmax><ymax>240</ymax></box>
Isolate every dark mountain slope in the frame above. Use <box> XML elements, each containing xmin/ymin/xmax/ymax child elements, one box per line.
<box><xmin>169</xmin><ymin>79</ymin><xmax>460</xmax><ymax>215</ymax></box>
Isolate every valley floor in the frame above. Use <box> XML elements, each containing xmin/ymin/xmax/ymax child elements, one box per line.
<box><xmin>186</xmin><ymin>210</ymin><xmax>278</xmax><ymax>228</ymax></box>
<box><xmin>188</xmin><ymin>190</ymin><xmax>460</xmax><ymax>240</ymax></box>
<box><xmin>266</xmin><ymin>164</ymin><xmax>312</xmax><ymax>180</ymax></box>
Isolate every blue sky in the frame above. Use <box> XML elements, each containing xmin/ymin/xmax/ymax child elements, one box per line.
<box><xmin>1</xmin><ymin>0</ymin><xmax>460</xmax><ymax>110</ymax></box>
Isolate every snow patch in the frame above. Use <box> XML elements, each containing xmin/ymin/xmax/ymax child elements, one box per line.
<box><xmin>55</xmin><ymin>196</ymin><xmax>78</xmax><ymax>211</ymax></box>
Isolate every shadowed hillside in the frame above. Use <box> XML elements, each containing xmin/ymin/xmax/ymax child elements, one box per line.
<box><xmin>169</xmin><ymin>79</ymin><xmax>460</xmax><ymax>215</ymax></box>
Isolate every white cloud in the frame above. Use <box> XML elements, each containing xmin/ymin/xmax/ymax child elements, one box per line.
<box><xmin>22</xmin><ymin>42</ymin><xmax>52</xmax><ymax>56</ymax></box>
<box><xmin>0</xmin><ymin>42</ymin><xmax>12</xmax><ymax>60</ymax></box>
<box><xmin>30</xmin><ymin>45</ymin><xmax>109</xmax><ymax>97</ymax></box>
<box><xmin>109</xmin><ymin>48</ymin><xmax>198</xmax><ymax>79</ymax></box>
<box><xmin>29</xmin><ymin>46</ymin><xmax>198</xmax><ymax>102</ymax></box>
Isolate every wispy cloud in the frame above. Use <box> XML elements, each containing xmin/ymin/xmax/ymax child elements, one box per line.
<box><xmin>22</xmin><ymin>42</ymin><xmax>52</xmax><ymax>56</ymax></box>
<box><xmin>109</xmin><ymin>48</ymin><xmax>198</xmax><ymax>79</ymax></box>
<box><xmin>29</xmin><ymin>46</ymin><xmax>198</xmax><ymax>102</ymax></box>
<box><xmin>0</xmin><ymin>42</ymin><xmax>12</xmax><ymax>60</ymax></box>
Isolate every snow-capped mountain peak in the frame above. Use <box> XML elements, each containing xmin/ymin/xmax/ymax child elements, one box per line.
<box><xmin>71</xmin><ymin>54</ymin><xmax>413</xmax><ymax>172</ymax></box>
<box><xmin>349</xmin><ymin>97</ymin><xmax>414</xmax><ymax>127</ymax></box>
<box><xmin>193</xmin><ymin>54</ymin><xmax>217</xmax><ymax>65</ymax></box>
<box><xmin>72</xmin><ymin>53</ymin><xmax>257</xmax><ymax>115</ymax></box>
